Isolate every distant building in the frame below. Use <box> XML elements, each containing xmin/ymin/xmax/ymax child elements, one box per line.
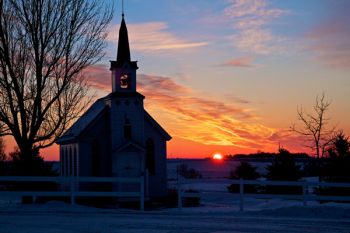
<box><xmin>56</xmin><ymin>14</ymin><xmax>171</xmax><ymax>198</ymax></box>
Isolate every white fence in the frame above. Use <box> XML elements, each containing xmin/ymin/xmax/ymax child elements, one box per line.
<box><xmin>177</xmin><ymin>178</ymin><xmax>350</xmax><ymax>211</ymax></box>
<box><xmin>1</xmin><ymin>176</ymin><xmax>349</xmax><ymax>212</ymax></box>
<box><xmin>0</xmin><ymin>176</ymin><xmax>145</xmax><ymax>210</ymax></box>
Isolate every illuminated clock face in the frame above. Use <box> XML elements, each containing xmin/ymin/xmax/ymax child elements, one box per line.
<box><xmin>120</xmin><ymin>74</ymin><xmax>129</xmax><ymax>89</ymax></box>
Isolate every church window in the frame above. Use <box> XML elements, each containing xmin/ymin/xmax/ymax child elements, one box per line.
<box><xmin>73</xmin><ymin>147</ymin><xmax>77</xmax><ymax>176</ymax></box>
<box><xmin>91</xmin><ymin>139</ymin><xmax>100</xmax><ymax>177</ymax></box>
<box><xmin>146</xmin><ymin>138</ymin><xmax>155</xmax><ymax>175</ymax></box>
<box><xmin>124</xmin><ymin>118</ymin><xmax>132</xmax><ymax>140</ymax></box>
<box><xmin>64</xmin><ymin>147</ymin><xmax>68</xmax><ymax>176</ymax></box>
<box><xmin>61</xmin><ymin>148</ymin><xmax>65</xmax><ymax>176</ymax></box>
<box><xmin>69</xmin><ymin>147</ymin><xmax>73</xmax><ymax>176</ymax></box>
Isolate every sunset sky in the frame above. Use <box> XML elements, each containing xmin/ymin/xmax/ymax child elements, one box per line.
<box><xmin>5</xmin><ymin>0</ymin><xmax>350</xmax><ymax>160</ymax></box>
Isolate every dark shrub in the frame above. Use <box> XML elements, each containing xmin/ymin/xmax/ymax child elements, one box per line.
<box><xmin>228</xmin><ymin>162</ymin><xmax>260</xmax><ymax>194</ymax></box>
<box><xmin>316</xmin><ymin>132</ymin><xmax>350</xmax><ymax>198</ymax></box>
<box><xmin>229</xmin><ymin>162</ymin><xmax>260</xmax><ymax>180</ymax></box>
<box><xmin>264</xmin><ymin>149</ymin><xmax>302</xmax><ymax>194</ymax></box>
<box><xmin>177</xmin><ymin>163</ymin><xmax>202</xmax><ymax>179</ymax></box>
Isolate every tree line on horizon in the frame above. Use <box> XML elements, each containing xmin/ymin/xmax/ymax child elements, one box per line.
<box><xmin>225</xmin><ymin>151</ymin><xmax>310</xmax><ymax>159</ymax></box>
<box><xmin>226</xmin><ymin>137</ymin><xmax>350</xmax><ymax>196</ymax></box>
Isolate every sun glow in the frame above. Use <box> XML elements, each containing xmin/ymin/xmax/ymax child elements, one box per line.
<box><xmin>213</xmin><ymin>153</ymin><xmax>223</xmax><ymax>160</ymax></box>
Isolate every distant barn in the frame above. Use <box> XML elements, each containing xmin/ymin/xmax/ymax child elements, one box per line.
<box><xmin>57</xmin><ymin>14</ymin><xmax>171</xmax><ymax>198</ymax></box>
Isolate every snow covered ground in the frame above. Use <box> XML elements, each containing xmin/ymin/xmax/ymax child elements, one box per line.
<box><xmin>1</xmin><ymin>159</ymin><xmax>349</xmax><ymax>233</ymax></box>
<box><xmin>0</xmin><ymin>198</ymin><xmax>349</xmax><ymax>233</ymax></box>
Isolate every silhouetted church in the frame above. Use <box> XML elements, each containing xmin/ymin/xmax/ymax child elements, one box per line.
<box><xmin>57</xmin><ymin>14</ymin><xmax>171</xmax><ymax>198</ymax></box>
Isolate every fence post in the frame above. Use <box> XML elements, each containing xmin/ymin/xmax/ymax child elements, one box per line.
<box><xmin>140</xmin><ymin>175</ymin><xmax>144</xmax><ymax>211</ymax></box>
<box><xmin>178</xmin><ymin>176</ymin><xmax>182</xmax><ymax>210</ymax></box>
<box><xmin>70</xmin><ymin>177</ymin><xmax>75</xmax><ymax>205</ymax></box>
<box><xmin>302</xmin><ymin>182</ymin><xmax>307</xmax><ymax>206</ymax></box>
<box><xmin>239</xmin><ymin>178</ymin><xmax>244</xmax><ymax>212</ymax></box>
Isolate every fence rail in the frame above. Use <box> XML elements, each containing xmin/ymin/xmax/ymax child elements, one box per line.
<box><xmin>177</xmin><ymin>178</ymin><xmax>350</xmax><ymax>211</ymax></box>
<box><xmin>0</xmin><ymin>176</ymin><xmax>145</xmax><ymax>211</ymax></box>
<box><xmin>1</xmin><ymin>176</ymin><xmax>349</xmax><ymax>212</ymax></box>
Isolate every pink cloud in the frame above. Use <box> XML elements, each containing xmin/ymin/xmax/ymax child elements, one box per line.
<box><xmin>221</xmin><ymin>56</ymin><xmax>254</xmax><ymax>67</ymax></box>
<box><xmin>82</xmin><ymin>64</ymin><xmax>110</xmax><ymax>91</ymax></box>
<box><xmin>224</xmin><ymin>0</ymin><xmax>288</xmax><ymax>54</ymax></box>
<box><xmin>305</xmin><ymin>2</ymin><xmax>350</xmax><ymax>69</ymax></box>
<box><xmin>107</xmin><ymin>22</ymin><xmax>207</xmax><ymax>53</ymax></box>
<box><xmin>268</xmin><ymin>129</ymin><xmax>310</xmax><ymax>154</ymax></box>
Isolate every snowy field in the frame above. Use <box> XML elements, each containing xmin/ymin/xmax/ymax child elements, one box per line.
<box><xmin>0</xmin><ymin>198</ymin><xmax>350</xmax><ymax>233</ymax></box>
<box><xmin>1</xmin><ymin>159</ymin><xmax>349</xmax><ymax>232</ymax></box>
<box><xmin>167</xmin><ymin>159</ymin><xmax>272</xmax><ymax>179</ymax></box>
<box><xmin>0</xmin><ymin>201</ymin><xmax>349</xmax><ymax>233</ymax></box>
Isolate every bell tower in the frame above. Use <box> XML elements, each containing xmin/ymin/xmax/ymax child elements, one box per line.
<box><xmin>109</xmin><ymin>12</ymin><xmax>145</xmax><ymax>149</ymax></box>
<box><xmin>110</xmin><ymin>14</ymin><xmax>138</xmax><ymax>93</ymax></box>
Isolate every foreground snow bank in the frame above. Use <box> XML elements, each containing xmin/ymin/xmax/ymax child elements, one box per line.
<box><xmin>0</xmin><ymin>200</ymin><xmax>350</xmax><ymax>233</ymax></box>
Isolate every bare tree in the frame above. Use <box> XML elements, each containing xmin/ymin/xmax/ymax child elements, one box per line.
<box><xmin>0</xmin><ymin>0</ymin><xmax>113</xmax><ymax>164</ymax></box>
<box><xmin>291</xmin><ymin>93</ymin><xmax>335</xmax><ymax>159</ymax></box>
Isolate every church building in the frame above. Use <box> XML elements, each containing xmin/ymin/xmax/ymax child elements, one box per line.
<box><xmin>56</xmin><ymin>14</ymin><xmax>171</xmax><ymax>198</ymax></box>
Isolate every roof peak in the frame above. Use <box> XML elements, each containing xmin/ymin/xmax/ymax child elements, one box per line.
<box><xmin>117</xmin><ymin>14</ymin><xmax>131</xmax><ymax>62</ymax></box>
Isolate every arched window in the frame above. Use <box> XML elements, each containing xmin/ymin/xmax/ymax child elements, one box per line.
<box><xmin>120</xmin><ymin>74</ymin><xmax>130</xmax><ymax>89</ymax></box>
<box><xmin>124</xmin><ymin>118</ymin><xmax>132</xmax><ymax>140</ymax></box>
<box><xmin>73</xmin><ymin>147</ymin><xmax>77</xmax><ymax>176</ymax></box>
<box><xmin>69</xmin><ymin>147</ymin><xmax>73</xmax><ymax>176</ymax></box>
<box><xmin>91</xmin><ymin>139</ymin><xmax>100</xmax><ymax>177</ymax></box>
<box><xmin>61</xmin><ymin>147</ymin><xmax>65</xmax><ymax>176</ymax></box>
<box><xmin>146</xmin><ymin>138</ymin><xmax>155</xmax><ymax>175</ymax></box>
<box><xmin>64</xmin><ymin>147</ymin><xmax>68</xmax><ymax>176</ymax></box>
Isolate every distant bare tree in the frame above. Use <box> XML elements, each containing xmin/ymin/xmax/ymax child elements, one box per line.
<box><xmin>291</xmin><ymin>93</ymin><xmax>335</xmax><ymax>159</ymax></box>
<box><xmin>0</xmin><ymin>0</ymin><xmax>113</xmax><ymax>167</ymax></box>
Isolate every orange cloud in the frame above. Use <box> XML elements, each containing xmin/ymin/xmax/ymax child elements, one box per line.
<box><xmin>83</xmin><ymin>66</ymin><xmax>280</xmax><ymax>150</ymax></box>
<box><xmin>137</xmin><ymin>74</ymin><xmax>279</xmax><ymax>151</ymax></box>
<box><xmin>107</xmin><ymin>22</ymin><xmax>207</xmax><ymax>53</ymax></box>
<box><xmin>221</xmin><ymin>56</ymin><xmax>254</xmax><ymax>67</ymax></box>
<box><xmin>26</xmin><ymin>65</ymin><xmax>307</xmax><ymax>160</ymax></box>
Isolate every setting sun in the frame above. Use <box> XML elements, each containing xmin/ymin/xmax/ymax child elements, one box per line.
<box><xmin>213</xmin><ymin>153</ymin><xmax>223</xmax><ymax>160</ymax></box>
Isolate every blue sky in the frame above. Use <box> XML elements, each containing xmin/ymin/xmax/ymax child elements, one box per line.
<box><xmin>39</xmin><ymin>0</ymin><xmax>350</xmax><ymax>159</ymax></box>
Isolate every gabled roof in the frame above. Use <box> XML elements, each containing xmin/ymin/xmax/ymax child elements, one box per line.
<box><xmin>57</xmin><ymin>98</ymin><xmax>172</xmax><ymax>144</ymax></box>
<box><xmin>144</xmin><ymin>110</ymin><xmax>172</xmax><ymax>141</ymax></box>
<box><xmin>114</xmin><ymin>141</ymin><xmax>145</xmax><ymax>153</ymax></box>
<box><xmin>56</xmin><ymin>97</ymin><xmax>107</xmax><ymax>144</ymax></box>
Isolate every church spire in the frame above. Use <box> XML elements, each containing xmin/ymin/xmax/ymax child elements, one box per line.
<box><xmin>110</xmin><ymin>7</ymin><xmax>138</xmax><ymax>93</ymax></box>
<box><xmin>117</xmin><ymin>14</ymin><xmax>131</xmax><ymax>62</ymax></box>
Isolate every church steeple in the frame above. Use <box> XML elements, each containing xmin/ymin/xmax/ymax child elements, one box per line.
<box><xmin>110</xmin><ymin>13</ymin><xmax>138</xmax><ymax>93</ymax></box>
<box><xmin>117</xmin><ymin>14</ymin><xmax>131</xmax><ymax>62</ymax></box>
